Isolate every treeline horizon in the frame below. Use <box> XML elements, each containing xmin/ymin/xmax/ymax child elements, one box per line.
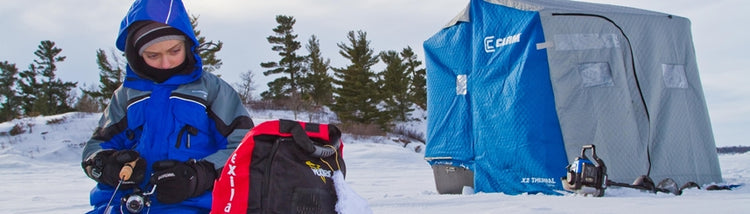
<box><xmin>0</xmin><ymin>14</ymin><xmax>428</xmax><ymax>136</ymax></box>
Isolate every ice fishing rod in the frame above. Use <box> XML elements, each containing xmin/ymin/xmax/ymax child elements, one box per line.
<box><xmin>104</xmin><ymin>158</ymin><xmax>140</xmax><ymax>214</ymax></box>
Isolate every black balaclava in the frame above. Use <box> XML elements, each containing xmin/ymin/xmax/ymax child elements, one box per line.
<box><xmin>125</xmin><ymin>21</ymin><xmax>196</xmax><ymax>83</ymax></box>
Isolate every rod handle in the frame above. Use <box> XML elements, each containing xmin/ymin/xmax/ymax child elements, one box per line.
<box><xmin>119</xmin><ymin>158</ymin><xmax>139</xmax><ymax>180</ymax></box>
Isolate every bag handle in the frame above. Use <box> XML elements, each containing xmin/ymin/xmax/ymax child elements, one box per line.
<box><xmin>279</xmin><ymin>119</ymin><xmax>340</xmax><ymax>158</ymax></box>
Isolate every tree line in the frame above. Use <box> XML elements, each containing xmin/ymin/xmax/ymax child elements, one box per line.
<box><xmin>0</xmin><ymin>14</ymin><xmax>428</xmax><ymax>134</ymax></box>
<box><xmin>0</xmin><ymin>15</ymin><xmax>224</xmax><ymax>122</ymax></box>
<box><xmin>0</xmin><ymin>40</ymin><xmax>77</xmax><ymax>121</ymax></box>
<box><xmin>255</xmin><ymin>15</ymin><xmax>426</xmax><ymax>132</ymax></box>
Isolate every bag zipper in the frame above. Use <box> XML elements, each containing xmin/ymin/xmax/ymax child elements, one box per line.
<box><xmin>261</xmin><ymin>137</ymin><xmax>283</xmax><ymax>213</ymax></box>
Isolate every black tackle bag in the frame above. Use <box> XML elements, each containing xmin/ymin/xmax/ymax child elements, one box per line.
<box><xmin>212</xmin><ymin>119</ymin><xmax>345</xmax><ymax>214</ymax></box>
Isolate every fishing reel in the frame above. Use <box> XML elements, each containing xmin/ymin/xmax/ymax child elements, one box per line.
<box><xmin>120</xmin><ymin>185</ymin><xmax>157</xmax><ymax>213</ymax></box>
<box><xmin>562</xmin><ymin>144</ymin><xmax>607</xmax><ymax>197</ymax></box>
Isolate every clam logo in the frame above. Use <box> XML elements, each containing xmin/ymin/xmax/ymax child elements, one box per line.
<box><xmin>484</xmin><ymin>33</ymin><xmax>522</xmax><ymax>53</ymax></box>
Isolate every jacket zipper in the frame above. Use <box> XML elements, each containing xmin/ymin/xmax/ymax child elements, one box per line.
<box><xmin>127</xmin><ymin>126</ymin><xmax>143</xmax><ymax>150</ymax></box>
<box><xmin>175</xmin><ymin>125</ymin><xmax>198</xmax><ymax>149</ymax></box>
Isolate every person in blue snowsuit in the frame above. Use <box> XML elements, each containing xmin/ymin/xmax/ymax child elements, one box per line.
<box><xmin>80</xmin><ymin>0</ymin><xmax>254</xmax><ymax>213</ymax></box>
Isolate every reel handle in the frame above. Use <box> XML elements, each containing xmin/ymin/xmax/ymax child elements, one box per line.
<box><xmin>119</xmin><ymin>158</ymin><xmax>139</xmax><ymax>181</ymax></box>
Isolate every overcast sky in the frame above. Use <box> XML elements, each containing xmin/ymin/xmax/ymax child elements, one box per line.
<box><xmin>0</xmin><ymin>0</ymin><xmax>747</xmax><ymax>147</ymax></box>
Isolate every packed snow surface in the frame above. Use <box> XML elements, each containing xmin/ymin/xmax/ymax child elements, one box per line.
<box><xmin>0</xmin><ymin>112</ymin><xmax>747</xmax><ymax>213</ymax></box>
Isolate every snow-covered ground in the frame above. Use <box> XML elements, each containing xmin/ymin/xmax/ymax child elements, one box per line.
<box><xmin>0</xmin><ymin>112</ymin><xmax>747</xmax><ymax>213</ymax></box>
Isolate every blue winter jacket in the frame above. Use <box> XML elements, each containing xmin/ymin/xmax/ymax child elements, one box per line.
<box><xmin>81</xmin><ymin>0</ymin><xmax>253</xmax><ymax>213</ymax></box>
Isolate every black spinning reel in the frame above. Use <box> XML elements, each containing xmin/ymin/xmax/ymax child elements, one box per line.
<box><xmin>120</xmin><ymin>185</ymin><xmax>157</xmax><ymax>213</ymax></box>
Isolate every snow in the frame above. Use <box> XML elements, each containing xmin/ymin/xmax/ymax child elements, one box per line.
<box><xmin>0</xmin><ymin>112</ymin><xmax>748</xmax><ymax>213</ymax></box>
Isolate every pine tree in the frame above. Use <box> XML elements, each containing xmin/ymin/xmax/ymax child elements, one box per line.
<box><xmin>260</xmin><ymin>15</ymin><xmax>305</xmax><ymax>100</ymax></box>
<box><xmin>17</xmin><ymin>63</ymin><xmax>42</xmax><ymax>116</ymax></box>
<box><xmin>190</xmin><ymin>14</ymin><xmax>224</xmax><ymax>74</ymax></box>
<box><xmin>379</xmin><ymin>50</ymin><xmax>412</xmax><ymax>123</ymax></box>
<box><xmin>402</xmin><ymin>46</ymin><xmax>427</xmax><ymax>110</ymax></box>
<box><xmin>303</xmin><ymin>35</ymin><xmax>333</xmax><ymax>108</ymax></box>
<box><xmin>260</xmin><ymin>15</ymin><xmax>306</xmax><ymax>118</ymax></box>
<box><xmin>0</xmin><ymin>61</ymin><xmax>21</xmax><ymax>121</ymax></box>
<box><xmin>17</xmin><ymin>40</ymin><xmax>77</xmax><ymax>116</ymax></box>
<box><xmin>82</xmin><ymin>49</ymin><xmax>124</xmax><ymax>109</ymax></box>
<box><xmin>330</xmin><ymin>30</ymin><xmax>380</xmax><ymax>126</ymax></box>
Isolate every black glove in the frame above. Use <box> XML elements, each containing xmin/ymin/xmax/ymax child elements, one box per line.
<box><xmin>81</xmin><ymin>150</ymin><xmax>146</xmax><ymax>189</ymax></box>
<box><xmin>150</xmin><ymin>159</ymin><xmax>217</xmax><ymax>204</ymax></box>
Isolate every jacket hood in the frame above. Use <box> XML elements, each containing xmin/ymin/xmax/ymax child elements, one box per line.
<box><xmin>116</xmin><ymin>0</ymin><xmax>202</xmax><ymax>89</ymax></box>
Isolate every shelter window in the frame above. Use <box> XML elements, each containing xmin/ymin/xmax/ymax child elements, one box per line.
<box><xmin>554</xmin><ymin>34</ymin><xmax>619</xmax><ymax>51</ymax></box>
<box><xmin>578</xmin><ymin>62</ymin><xmax>614</xmax><ymax>88</ymax></box>
<box><xmin>662</xmin><ymin>64</ymin><xmax>688</xmax><ymax>89</ymax></box>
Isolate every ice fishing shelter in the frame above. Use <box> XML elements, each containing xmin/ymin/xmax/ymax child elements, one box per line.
<box><xmin>424</xmin><ymin>0</ymin><xmax>722</xmax><ymax>195</ymax></box>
